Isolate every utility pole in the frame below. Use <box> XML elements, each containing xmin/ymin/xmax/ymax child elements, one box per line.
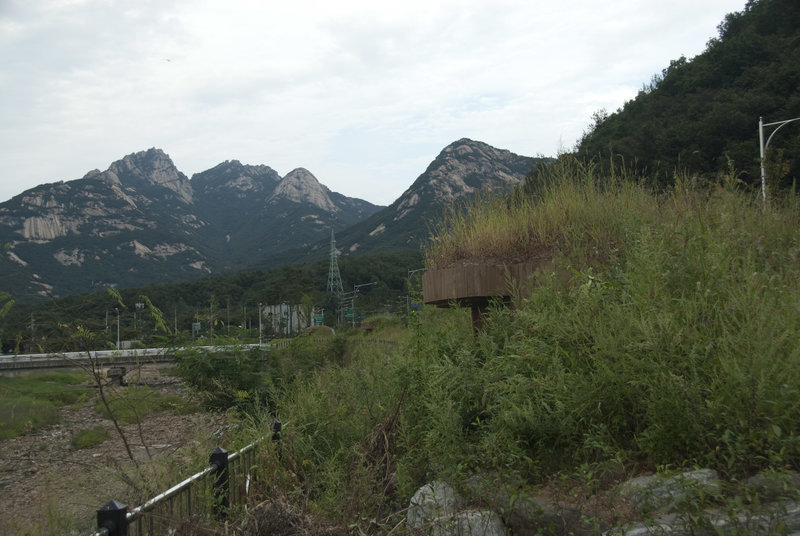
<box><xmin>258</xmin><ymin>302</ymin><xmax>263</xmax><ymax>345</ymax></box>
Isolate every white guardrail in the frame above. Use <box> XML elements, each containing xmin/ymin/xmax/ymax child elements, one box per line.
<box><xmin>0</xmin><ymin>344</ymin><xmax>270</xmax><ymax>370</ymax></box>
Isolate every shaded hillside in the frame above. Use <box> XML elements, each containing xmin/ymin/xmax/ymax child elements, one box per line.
<box><xmin>190</xmin><ymin>163</ymin><xmax>382</xmax><ymax>271</ymax></box>
<box><xmin>577</xmin><ymin>0</ymin><xmax>800</xmax><ymax>189</ymax></box>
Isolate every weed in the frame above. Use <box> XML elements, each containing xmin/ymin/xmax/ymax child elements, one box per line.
<box><xmin>0</xmin><ymin>371</ymin><xmax>90</xmax><ymax>439</ymax></box>
<box><xmin>94</xmin><ymin>385</ymin><xmax>190</xmax><ymax>425</ymax></box>
<box><xmin>71</xmin><ymin>424</ymin><xmax>110</xmax><ymax>449</ymax></box>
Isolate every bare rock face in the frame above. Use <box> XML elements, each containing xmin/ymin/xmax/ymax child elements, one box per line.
<box><xmin>108</xmin><ymin>148</ymin><xmax>194</xmax><ymax>204</ymax></box>
<box><xmin>191</xmin><ymin>160</ymin><xmax>281</xmax><ymax>201</ymax></box>
<box><xmin>22</xmin><ymin>214</ymin><xmax>75</xmax><ymax>240</ymax></box>
<box><xmin>0</xmin><ymin>149</ymin><xmax>209</xmax><ymax>298</ymax></box>
<box><xmin>269</xmin><ymin>168</ymin><xmax>338</xmax><ymax>213</ymax></box>
<box><xmin>419</xmin><ymin>139</ymin><xmax>529</xmax><ymax>203</ymax></box>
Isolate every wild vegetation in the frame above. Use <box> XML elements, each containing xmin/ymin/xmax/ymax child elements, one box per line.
<box><xmin>3</xmin><ymin>1</ymin><xmax>799</xmax><ymax>532</ymax></box>
<box><xmin>152</xmin><ymin>155</ymin><xmax>800</xmax><ymax>533</ymax></box>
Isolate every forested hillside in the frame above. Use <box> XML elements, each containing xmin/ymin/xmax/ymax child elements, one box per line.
<box><xmin>577</xmin><ymin>0</ymin><xmax>800</xmax><ymax>190</ymax></box>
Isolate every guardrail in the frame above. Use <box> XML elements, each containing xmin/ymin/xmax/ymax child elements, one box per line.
<box><xmin>0</xmin><ymin>344</ymin><xmax>270</xmax><ymax>371</ymax></box>
<box><xmin>93</xmin><ymin>420</ymin><xmax>282</xmax><ymax>536</ymax></box>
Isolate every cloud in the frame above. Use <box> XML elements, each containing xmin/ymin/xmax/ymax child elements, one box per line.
<box><xmin>0</xmin><ymin>0</ymin><xmax>746</xmax><ymax>204</ymax></box>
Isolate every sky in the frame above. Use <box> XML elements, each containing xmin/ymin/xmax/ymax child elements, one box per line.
<box><xmin>0</xmin><ymin>0</ymin><xmax>747</xmax><ymax>206</ymax></box>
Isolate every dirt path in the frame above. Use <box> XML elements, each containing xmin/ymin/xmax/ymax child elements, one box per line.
<box><xmin>0</xmin><ymin>367</ymin><xmax>230</xmax><ymax>534</ymax></box>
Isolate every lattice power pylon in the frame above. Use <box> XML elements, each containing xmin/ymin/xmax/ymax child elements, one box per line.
<box><xmin>326</xmin><ymin>228</ymin><xmax>344</xmax><ymax>298</ymax></box>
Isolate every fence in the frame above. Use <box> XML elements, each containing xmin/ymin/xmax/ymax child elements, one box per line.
<box><xmin>93</xmin><ymin>420</ymin><xmax>281</xmax><ymax>536</ymax></box>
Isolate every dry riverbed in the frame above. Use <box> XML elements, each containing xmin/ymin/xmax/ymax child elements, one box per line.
<box><xmin>0</xmin><ymin>367</ymin><xmax>229</xmax><ymax>535</ymax></box>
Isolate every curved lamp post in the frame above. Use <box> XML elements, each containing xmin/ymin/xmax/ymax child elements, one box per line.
<box><xmin>759</xmin><ymin>116</ymin><xmax>800</xmax><ymax>206</ymax></box>
<box><xmin>351</xmin><ymin>281</ymin><xmax>377</xmax><ymax>327</ymax></box>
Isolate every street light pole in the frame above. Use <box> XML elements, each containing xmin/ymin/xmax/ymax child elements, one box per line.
<box><xmin>352</xmin><ymin>281</ymin><xmax>377</xmax><ymax>327</ymax></box>
<box><xmin>115</xmin><ymin>307</ymin><xmax>120</xmax><ymax>349</ymax></box>
<box><xmin>759</xmin><ymin>116</ymin><xmax>800</xmax><ymax>207</ymax></box>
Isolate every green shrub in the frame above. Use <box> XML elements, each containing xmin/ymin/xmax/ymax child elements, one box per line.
<box><xmin>70</xmin><ymin>425</ymin><xmax>109</xmax><ymax>449</ymax></box>
<box><xmin>175</xmin><ymin>345</ymin><xmax>271</xmax><ymax>411</ymax></box>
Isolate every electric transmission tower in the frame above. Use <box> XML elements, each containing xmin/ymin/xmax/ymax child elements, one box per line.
<box><xmin>327</xmin><ymin>228</ymin><xmax>344</xmax><ymax>297</ymax></box>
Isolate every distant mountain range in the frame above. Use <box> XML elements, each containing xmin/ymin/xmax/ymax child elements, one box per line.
<box><xmin>0</xmin><ymin>139</ymin><xmax>542</xmax><ymax>302</ymax></box>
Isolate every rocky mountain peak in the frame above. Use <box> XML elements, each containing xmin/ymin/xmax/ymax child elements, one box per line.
<box><xmin>108</xmin><ymin>148</ymin><xmax>193</xmax><ymax>204</ymax></box>
<box><xmin>270</xmin><ymin>168</ymin><xmax>337</xmax><ymax>212</ymax></box>
<box><xmin>389</xmin><ymin>138</ymin><xmax>535</xmax><ymax>222</ymax></box>
<box><xmin>191</xmin><ymin>160</ymin><xmax>281</xmax><ymax>198</ymax></box>
<box><xmin>421</xmin><ymin>138</ymin><xmax>528</xmax><ymax>200</ymax></box>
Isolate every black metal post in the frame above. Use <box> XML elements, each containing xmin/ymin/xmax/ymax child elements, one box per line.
<box><xmin>209</xmin><ymin>447</ymin><xmax>229</xmax><ymax>519</ymax></box>
<box><xmin>97</xmin><ymin>500</ymin><xmax>128</xmax><ymax>536</ymax></box>
<box><xmin>271</xmin><ymin>419</ymin><xmax>282</xmax><ymax>441</ymax></box>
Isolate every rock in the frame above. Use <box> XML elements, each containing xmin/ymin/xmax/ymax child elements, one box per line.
<box><xmin>454</xmin><ymin>510</ymin><xmax>507</xmax><ymax>536</ymax></box>
<box><xmin>745</xmin><ymin>470</ymin><xmax>800</xmax><ymax>500</ymax></box>
<box><xmin>621</xmin><ymin>469</ymin><xmax>720</xmax><ymax>513</ymax></box>
<box><xmin>407</xmin><ymin>481</ymin><xmax>509</xmax><ymax>536</ymax></box>
<box><xmin>609</xmin><ymin>469</ymin><xmax>800</xmax><ymax>535</ymax></box>
<box><xmin>606</xmin><ymin>501</ymin><xmax>800</xmax><ymax>535</ymax></box>
<box><xmin>407</xmin><ymin>481</ymin><xmax>464</xmax><ymax>529</ymax></box>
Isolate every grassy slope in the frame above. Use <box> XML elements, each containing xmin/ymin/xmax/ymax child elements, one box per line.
<box><xmin>254</xmin><ymin>158</ymin><xmax>800</xmax><ymax>529</ymax></box>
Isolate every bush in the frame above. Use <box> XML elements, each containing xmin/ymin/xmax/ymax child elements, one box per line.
<box><xmin>175</xmin><ymin>345</ymin><xmax>271</xmax><ymax>411</ymax></box>
<box><xmin>71</xmin><ymin>425</ymin><xmax>109</xmax><ymax>449</ymax></box>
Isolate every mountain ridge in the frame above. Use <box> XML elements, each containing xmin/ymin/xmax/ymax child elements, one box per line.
<box><xmin>0</xmin><ymin>139</ymin><xmax>536</xmax><ymax>302</ymax></box>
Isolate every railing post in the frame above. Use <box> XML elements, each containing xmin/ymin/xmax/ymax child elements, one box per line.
<box><xmin>97</xmin><ymin>500</ymin><xmax>128</xmax><ymax>536</ymax></box>
<box><xmin>271</xmin><ymin>419</ymin><xmax>282</xmax><ymax>441</ymax></box>
<box><xmin>209</xmin><ymin>447</ymin><xmax>229</xmax><ymax>519</ymax></box>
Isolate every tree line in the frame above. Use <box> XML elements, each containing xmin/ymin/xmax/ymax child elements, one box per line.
<box><xmin>0</xmin><ymin>249</ymin><xmax>422</xmax><ymax>353</ymax></box>
<box><xmin>577</xmin><ymin>0</ymin><xmax>800</xmax><ymax>193</ymax></box>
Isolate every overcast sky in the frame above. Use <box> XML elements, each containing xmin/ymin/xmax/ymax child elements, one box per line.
<box><xmin>1</xmin><ymin>0</ymin><xmax>746</xmax><ymax>206</ymax></box>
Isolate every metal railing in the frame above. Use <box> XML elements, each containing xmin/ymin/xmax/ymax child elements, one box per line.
<box><xmin>93</xmin><ymin>420</ymin><xmax>281</xmax><ymax>536</ymax></box>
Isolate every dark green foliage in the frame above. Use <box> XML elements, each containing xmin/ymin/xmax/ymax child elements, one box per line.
<box><xmin>577</xmin><ymin>0</ymin><xmax>800</xmax><ymax>191</ymax></box>
<box><xmin>0</xmin><ymin>250</ymin><xmax>422</xmax><ymax>353</ymax></box>
<box><xmin>175</xmin><ymin>345</ymin><xmax>271</xmax><ymax>411</ymax></box>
